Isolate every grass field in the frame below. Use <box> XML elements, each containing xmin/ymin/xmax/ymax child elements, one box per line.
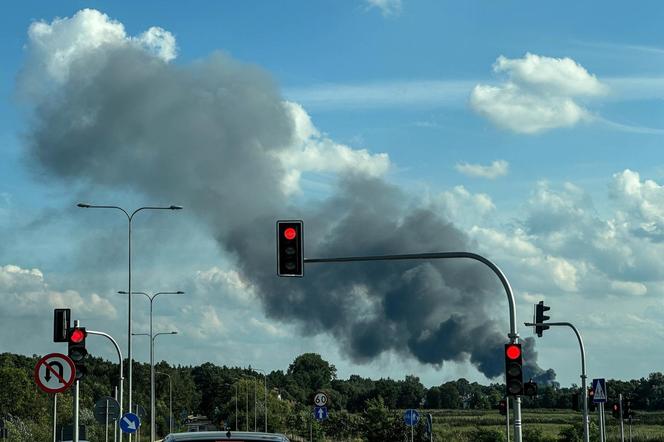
<box><xmin>427</xmin><ymin>409</ymin><xmax>664</xmax><ymax>441</ymax></box>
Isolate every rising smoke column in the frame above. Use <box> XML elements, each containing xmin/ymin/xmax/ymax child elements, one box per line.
<box><xmin>18</xmin><ymin>9</ymin><xmax>554</xmax><ymax>383</ymax></box>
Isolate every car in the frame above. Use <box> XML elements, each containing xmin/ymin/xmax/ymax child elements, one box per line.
<box><xmin>162</xmin><ymin>431</ymin><xmax>291</xmax><ymax>442</ymax></box>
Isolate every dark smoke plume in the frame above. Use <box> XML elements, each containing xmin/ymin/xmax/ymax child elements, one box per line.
<box><xmin>18</xmin><ymin>11</ymin><xmax>555</xmax><ymax>384</ymax></box>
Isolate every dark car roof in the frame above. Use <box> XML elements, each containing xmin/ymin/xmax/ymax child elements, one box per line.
<box><xmin>163</xmin><ymin>431</ymin><xmax>290</xmax><ymax>442</ymax></box>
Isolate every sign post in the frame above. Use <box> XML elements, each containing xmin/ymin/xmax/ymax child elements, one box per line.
<box><xmin>404</xmin><ymin>409</ymin><xmax>420</xmax><ymax>442</ymax></box>
<box><xmin>592</xmin><ymin>378</ymin><xmax>607</xmax><ymax>442</ymax></box>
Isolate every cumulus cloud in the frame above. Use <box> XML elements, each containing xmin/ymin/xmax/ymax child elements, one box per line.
<box><xmin>277</xmin><ymin>102</ymin><xmax>390</xmax><ymax>194</ymax></box>
<box><xmin>470</xmin><ymin>53</ymin><xmax>607</xmax><ymax>134</ymax></box>
<box><xmin>610</xmin><ymin>169</ymin><xmax>664</xmax><ymax>240</ymax></box>
<box><xmin>436</xmin><ymin>186</ymin><xmax>495</xmax><ymax>227</ymax></box>
<box><xmin>365</xmin><ymin>0</ymin><xmax>402</xmax><ymax>16</ymax></box>
<box><xmin>0</xmin><ymin>264</ymin><xmax>117</xmax><ymax>319</ymax></box>
<box><xmin>455</xmin><ymin>160</ymin><xmax>509</xmax><ymax>179</ymax></box>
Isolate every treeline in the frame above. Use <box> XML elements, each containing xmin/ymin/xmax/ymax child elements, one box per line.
<box><xmin>1</xmin><ymin>351</ymin><xmax>664</xmax><ymax>441</ymax></box>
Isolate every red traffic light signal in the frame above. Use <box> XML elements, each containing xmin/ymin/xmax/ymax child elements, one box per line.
<box><xmin>498</xmin><ymin>399</ymin><xmax>507</xmax><ymax>415</ymax></box>
<box><xmin>277</xmin><ymin>220</ymin><xmax>304</xmax><ymax>277</ymax></box>
<box><xmin>70</xmin><ymin>328</ymin><xmax>86</xmax><ymax>344</ymax></box>
<box><xmin>67</xmin><ymin>327</ymin><xmax>88</xmax><ymax>380</ymax></box>
<box><xmin>504</xmin><ymin>343</ymin><xmax>523</xmax><ymax>396</ymax></box>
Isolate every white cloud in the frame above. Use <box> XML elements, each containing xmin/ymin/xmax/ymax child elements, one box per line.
<box><xmin>437</xmin><ymin>186</ymin><xmax>495</xmax><ymax>227</ymax></box>
<box><xmin>365</xmin><ymin>0</ymin><xmax>402</xmax><ymax>16</ymax></box>
<box><xmin>471</xmin><ymin>53</ymin><xmax>607</xmax><ymax>134</ymax></box>
<box><xmin>21</xmin><ymin>9</ymin><xmax>176</xmax><ymax>92</ymax></box>
<box><xmin>611</xmin><ymin>280</ymin><xmax>648</xmax><ymax>296</ymax></box>
<box><xmin>455</xmin><ymin>160</ymin><xmax>509</xmax><ymax>179</ymax></box>
<box><xmin>610</xmin><ymin>169</ymin><xmax>664</xmax><ymax>239</ymax></box>
<box><xmin>195</xmin><ymin>267</ymin><xmax>257</xmax><ymax>304</ymax></box>
<box><xmin>0</xmin><ymin>264</ymin><xmax>117</xmax><ymax>319</ymax></box>
<box><xmin>277</xmin><ymin>102</ymin><xmax>390</xmax><ymax>194</ymax></box>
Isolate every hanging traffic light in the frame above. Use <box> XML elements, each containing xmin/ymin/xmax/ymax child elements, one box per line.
<box><xmin>504</xmin><ymin>343</ymin><xmax>523</xmax><ymax>396</ymax></box>
<box><xmin>534</xmin><ymin>301</ymin><xmax>551</xmax><ymax>337</ymax></box>
<box><xmin>67</xmin><ymin>327</ymin><xmax>87</xmax><ymax>380</ymax></box>
<box><xmin>498</xmin><ymin>399</ymin><xmax>507</xmax><ymax>416</ymax></box>
<box><xmin>277</xmin><ymin>220</ymin><xmax>304</xmax><ymax>277</ymax></box>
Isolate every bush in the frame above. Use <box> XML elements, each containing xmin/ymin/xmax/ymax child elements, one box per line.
<box><xmin>469</xmin><ymin>426</ymin><xmax>506</xmax><ymax>442</ymax></box>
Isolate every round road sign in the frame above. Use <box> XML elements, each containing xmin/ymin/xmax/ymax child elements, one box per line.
<box><xmin>94</xmin><ymin>396</ymin><xmax>121</xmax><ymax>424</ymax></box>
<box><xmin>314</xmin><ymin>392</ymin><xmax>328</xmax><ymax>407</ymax></box>
<box><xmin>34</xmin><ymin>353</ymin><xmax>76</xmax><ymax>394</ymax></box>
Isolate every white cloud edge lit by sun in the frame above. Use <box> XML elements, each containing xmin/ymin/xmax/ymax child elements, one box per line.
<box><xmin>365</xmin><ymin>0</ymin><xmax>402</xmax><ymax>16</ymax></box>
<box><xmin>455</xmin><ymin>160</ymin><xmax>509</xmax><ymax>179</ymax></box>
<box><xmin>470</xmin><ymin>53</ymin><xmax>607</xmax><ymax>134</ymax></box>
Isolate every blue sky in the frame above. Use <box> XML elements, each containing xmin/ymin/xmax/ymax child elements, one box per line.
<box><xmin>1</xmin><ymin>1</ymin><xmax>663</xmax><ymax>389</ymax></box>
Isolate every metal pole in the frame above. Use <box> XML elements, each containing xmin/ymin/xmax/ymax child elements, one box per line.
<box><xmin>628</xmin><ymin>417</ymin><xmax>632</xmax><ymax>442</ymax></box>
<box><xmin>619</xmin><ymin>394</ymin><xmax>625</xmax><ymax>442</ymax></box>
<box><xmin>235</xmin><ymin>384</ymin><xmax>238</xmax><ymax>431</ymax></box>
<box><xmin>411</xmin><ymin>422</ymin><xmax>413</xmax><ymax>442</ymax></box>
<box><xmin>73</xmin><ymin>319</ymin><xmax>80</xmax><ymax>442</ymax></box>
<box><xmin>600</xmin><ymin>403</ymin><xmax>606</xmax><ymax>442</ymax></box>
<box><xmin>305</xmin><ymin>251</ymin><xmax>522</xmax><ymax>442</ymax></box>
<box><xmin>150</xmin><ymin>300</ymin><xmax>155</xmax><ymax>442</ymax></box>
<box><xmin>525</xmin><ymin>321</ymin><xmax>589</xmax><ymax>442</ymax></box>
<box><xmin>597</xmin><ymin>405</ymin><xmax>602</xmax><ymax>442</ymax></box>
<box><xmin>506</xmin><ymin>396</ymin><xmax>510</xmax><ymax>442</ymax></box>
<box><xmin>74</xmin><ymin>381</ymin><xmax>80</xmax><ymax>442</ymax></box>
<box><xmin>106</xmin><ymin>398</ymin><xmax>110</xmax><ymax>442</ymax></box>
<box><xmin>53</xmin><ymin>393</ymin><xmax>57</xmax><ymax>442</ymax></box>
<box><xmin>169</xmin><ymin>376</ymin><xmax>173</xmax><ymax>435</ymax></box>
<box><xmin>254</xmin><ymin>383</ymin><xmax>257</xmax><ymax>432</ymax></box>
<box><xmin>115</xmin><ymin>386</ymin><xmax>119</xmax><ymax>442</ymax></box>
<box><xmin>87</xmin><ymin>330</ymin><xmax>124</xmax><ymax>442</ymax></box>
<box><xmin>245</xmin><ymin>382</ymin><xmax>249</xmax><ymax>432</ymax></box>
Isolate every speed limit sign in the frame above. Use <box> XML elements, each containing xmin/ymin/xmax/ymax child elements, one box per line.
<box><xmin>314</xmin><ymin>392</ymin><xmax>328</xmax><ymax>407</ymax></box>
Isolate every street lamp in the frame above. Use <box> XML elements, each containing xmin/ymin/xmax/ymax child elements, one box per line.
<box><xmin>120</xmin><ymin>290</ymin><xmax>183</xmax><ymax>442</ymax></box>
<box><xmin>132</xmin><ymin>331</ymin><xmax>178</xmax><ymax>440</ymax></box>
<box><xmin>224</xmin><ymin>383</ymin><xmax>239</xmax><ymax>431</ymax></box>
<box><xmin>155</xmin><ymin>372</ymin><xmax>173</xmax><ymax>436</ymax></box>
<box><xmin>77</xmin><ymin>202</ymin><xmax>182</xmax><ymax>427</ymax></box>
<box><xmin>240</xmin><ymin>376</ymin><xmax>256</xmax><ymax>432</ymax></box>
<box><xmin>253</xmin><ymin>368</ymin><xmax>268</xmax><ymax>432</ymax></box>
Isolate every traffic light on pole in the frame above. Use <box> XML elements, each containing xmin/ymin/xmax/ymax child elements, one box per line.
<box><xmin>67</xmin><ymin>327</ymin><xmax>87</xmax><ymax>380</ymax></box>
<box><xmin>625</xmin><ymin>400</ymin><xmax>633</xmax><ymax>419</ymax></box>
<box><xmin>612</xmin><ymin>402</ymin><xmax>621</xmax><ymax>419</ymax></box>
<box><xmin>498</xmin><ymin>399</ymin><xmax>507</xmax><ymax>416</ymax></box>
<box><xmin>534</xmin><ymin>301</ymin><xmax>550</xmax><ymax>337</ymax></box>
<box><xmin>277</xmin><ymin>220</ymin><xmax>303</xmax><ymax>277</ymax></box>
<box><xmin>504</xmin><ymin>343</ymin><xmax>523</xmax><ymax>396</ymax></box>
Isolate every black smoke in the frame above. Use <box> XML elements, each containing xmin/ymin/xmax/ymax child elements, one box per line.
<box><xmin>18</xmin><ymin>12</ymin><xmax>556</xmax><ymax>384</ymax></box>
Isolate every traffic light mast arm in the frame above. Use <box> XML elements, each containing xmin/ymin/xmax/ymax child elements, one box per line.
<box><xmin>87</xmin><ymin>330</ymin><xmax>124</xmax><ymax>430</ymax></box>
<box><xmin>305</xmin><ymin>251</ymin><xmax>518</xmax><ymax>340</ymax></box>
<box><xmin>525</xmin><ymin>321</ymin><xmax>589</xmax><ymax>442</ymax></box>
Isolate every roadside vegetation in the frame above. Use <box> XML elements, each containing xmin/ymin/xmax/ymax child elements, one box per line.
<box><xmin>2</xmin><ymin>352</ymin><xmax>664</xmax><ymax>441</ymax></box>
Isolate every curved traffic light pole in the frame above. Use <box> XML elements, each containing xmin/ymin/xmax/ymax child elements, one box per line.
<box><xmin>87</xmin><ymin>330</ymin><xmax>124</xmax><ymax>442</ymax></box>
<box><xmin>304</xmin><ymin>251</ymin><xmax>523</xmax><ymax>442</ymax></box>
<box><xmin>525</xmin><ymin>321</ymin><xmax>589</xmax><ymax>442</ymax></box>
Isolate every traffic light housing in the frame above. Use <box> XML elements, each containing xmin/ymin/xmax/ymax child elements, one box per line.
<box><xmin>534</xmin><ymin>301</ymin><xmax>551</xmax><ymax>337</ymax></box>
<box><xmin>625</xmin><ymin>400</ymin><xmax>633</xmax><ymax>419</ymax></box>
<box><xmin>504</xmin><ymin>343</ymin><xmax>523</xmax><ymax>396</ymax></box>
<box><xmin>67</xmin><ymin>327</ymin><xmax>87</xmax><ymax>380</ymax></box>
<box><xmin>498</xmin><ymin>399</ymin><xmax>507</xmax><ymax>415</ymax></box>
<box><xmin>612</xmin><ymin>402</ymin><xmax>621</xmax><ymax>419</ymax></box>
<box><xmin>277</xmin><ymin>220</ymin><xmax>303</xmax><ymax>277</ymax></box>
<box><xmin>53</xmin><ymin>309</ymin><xmax>71</xmax><ymax>343</ymax></box>
<box><xmin>588</xmin><ymin>387</ymin><xmax>596</xmax><ymax>411</ymax></box>
<box><xmin>524</xmin><ymin>380</ymin><xmax>538</xmax><ymax>397</ymax></box>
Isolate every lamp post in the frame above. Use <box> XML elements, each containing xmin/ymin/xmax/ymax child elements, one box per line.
<box><xmin>224</xmin><ymin>383</ymin><xmax>239</xmax><ymax>431</ymax></box>
<box><xmin>120</xmin><ymin>290</ymin><xmax>183</xmax><ymax>442</ymax></box>
<box><xmin>132</xmin><ymin>331</ymin><xmax>178</xmax><ymax>441</ymax></box>
<box><xmin>155</xmin><ymin>372</ymin><xmax>173</xmax><ymax>436</ymax></box>
<box><xmin>253</xmin><ymin>368</ymin><xmax>268</xmax><ymax>432</ymax></box>
<box><xmin>77</xmin><ymin>202</ymin><xmax>182</xmax><ymax>429</ymax></box>
<box><xmin>241</xmin><ymin>376</ymin><xmax>256</xmax><ymax>432</ymax></box>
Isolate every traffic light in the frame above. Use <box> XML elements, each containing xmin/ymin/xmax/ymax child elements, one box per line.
<box><xmin>625</xmin><ymin>400</ymin><xmax>633</xmax><ymax>419</ymax></box>
<box><xmin>53</xmin><ymin>308</ymin><xmax>71</xmax><ymax>343</ymax></box>
<box><xmin>524</xmin><ymin>380</ymin><xmax>538</xmax><ymax>397</ymax></box>
<box><xmin>277</xmin><ymin>220</ymin><xmax>304</xmax><ymax>277</ymax></box>
<box><xmin>67</xmin><ymin>327</ymin><xmax>87</xmax><ymax>380</ymax></box>
<box><xmin>498</xmin><ymin>399</ymin><xmax>507</xmax><ymax>415</ymax></box>
<box><xmin>588</xmin><ymin>387</ymin><xmax>596</xmax><ymax>412</ymax></box>
<box><xmin>504</xmin><ymin>343</ymin><xmax>523</xmax><ymax>396</ymax></box>
<box><xmin>612</xmin><ymin>402</ymin><xmax>621</xmax><ymax>419</ymax></box>
<box><xmin>534</xmin><ymin>301</ymin><xmax>551</xmax><ymax>337</ymax></box>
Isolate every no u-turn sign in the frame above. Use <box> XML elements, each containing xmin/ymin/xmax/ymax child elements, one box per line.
<box><xmin>34</xmin><ymin>353</ymin><xmax>76</xmax><ymax>394</ymax></box>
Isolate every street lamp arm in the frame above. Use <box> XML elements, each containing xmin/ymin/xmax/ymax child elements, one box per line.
<box><xmin>130</xmin><ymin>205</ymin><xmax>182</xmax><ymax>220</ymax></box>
<box><xmin>77</xmin><ymin>204</ymin><xmax>130</xmax><ymax>219</ymax></box>
<box><xmin>153</xmin><ymin>331</ymin><xmax>178</xmax><ymax>342</ymax></box>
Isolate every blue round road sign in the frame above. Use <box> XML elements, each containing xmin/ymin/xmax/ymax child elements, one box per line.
<box><xmin>404</xmin><ymin>409</ymin><xmax>420</xmax><ymax>426</ymax></box>
<box><xmin>119</xmin><ymin>412</ymin><xmax>141</xmax><ymax>434</ymax></box>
